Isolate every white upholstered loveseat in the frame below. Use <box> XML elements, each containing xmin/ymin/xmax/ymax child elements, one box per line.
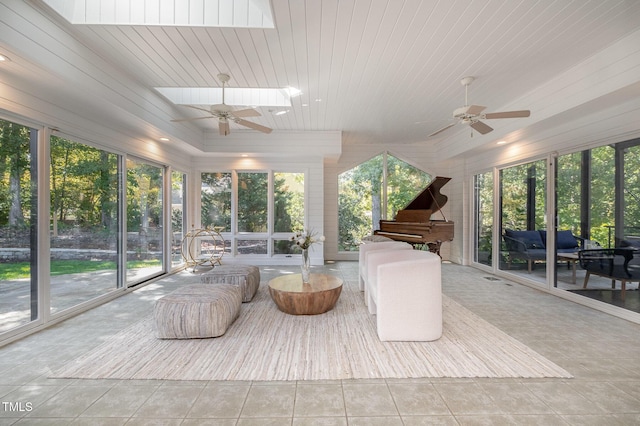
<box><xmin>358</xmin><ymin>240</ymin><xmax>413</xmax><ymax>304</ymax></box>
<box><xmin>363</xmin><ymin>248</ymin><xmax>442</xmax><ymax>341</ymax></box>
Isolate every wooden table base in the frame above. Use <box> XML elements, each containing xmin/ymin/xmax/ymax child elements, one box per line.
<box><xmin>268</xmin><ymin>273</ymin><xmax>343</xmax><ymax>315</ymax></box>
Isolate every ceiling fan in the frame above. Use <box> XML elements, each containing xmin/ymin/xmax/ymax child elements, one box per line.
<box><xmin>171</xmin><ymin>73</ymin><xmax>273</xmax><ymax>136</ymax></box>
<box><xmin>429</xmin><ymin>76</ymin><xmax>530</xmax><ymax>137</ymax></box>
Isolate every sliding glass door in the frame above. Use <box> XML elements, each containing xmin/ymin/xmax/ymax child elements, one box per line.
<box><xmin>554</xmin><ymin>140</ymin><xmax>640</xmax><ymax>311</ymax></box>
<box><xmin>498</xmin><ymin>159</ymin><xmax>547</xmax><ymax>282</ymax></box>
<box><xmin>49</xmin><ymin>136</ymin><xmax>121</xmax><ymax>313</ymax></box>
<box><xmin>473</xmin><ymin>171</ymin><xmax>493</xmax><ymax>266</ymax></box>
<box><xmin>0</xmin><ymin>119</ymin><xmax>38</xmax><ymax>333</ymax></box>
<box><xmin>474</xmin><ymin>137</ymin><xmax>640</xmax><ymax>313</ymax></box>
<box><xmin>621</xmin><ymin>142</ymin><xmax>640</xmax><ymax>246</ymax></box>
<box><xmin>171</xmin><ymin>170</ymin><xmax>186</xmax><ymax>269</ymax></box>
<box><xmin>126</xmin><ymin>158</ymin><xmax>164</xmax><ymax>284</ymax></box>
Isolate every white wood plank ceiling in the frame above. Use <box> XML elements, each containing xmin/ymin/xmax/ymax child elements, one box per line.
<box><xmin>23</xmin><ymin>0</ymin><xmax>640</xmax><ymax>144</ymax></box>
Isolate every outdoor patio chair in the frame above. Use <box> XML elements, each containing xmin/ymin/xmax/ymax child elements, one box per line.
<box><xmin>579</xmin><ymin>248</ymin><xmax>640</xmax><ymax>300</ymax></box>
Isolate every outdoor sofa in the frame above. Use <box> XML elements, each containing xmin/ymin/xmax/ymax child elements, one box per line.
<box><xmin>503</xmin><ymin>229</ymin><xmax>593</xmax><ymax>273</ymax></box>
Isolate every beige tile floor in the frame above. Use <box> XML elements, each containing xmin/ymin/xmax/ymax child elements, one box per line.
<box><xmin>1</xmin><ymin>261</ymin><xmax>640</xmax><ymax>425</ymax></box>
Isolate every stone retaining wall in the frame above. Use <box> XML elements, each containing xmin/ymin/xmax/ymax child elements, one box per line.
<box><xmin>0</xmin><ymin>248</ymin><xmax>159</xmax><ymax>262</ymax></box>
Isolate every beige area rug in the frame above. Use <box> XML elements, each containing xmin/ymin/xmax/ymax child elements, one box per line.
<box><xmin>53</xmin><ymin>277</ymin><xmax>571</xmax><ymax>381</ymax></box>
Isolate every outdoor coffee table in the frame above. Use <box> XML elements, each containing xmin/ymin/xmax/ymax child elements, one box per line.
<box><xmin>268</xmin><ymin>273</ymin><xmax>343</xmax><ymax>315</ymax></box>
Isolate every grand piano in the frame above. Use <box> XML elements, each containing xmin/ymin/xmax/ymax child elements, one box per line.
<box><xmin>374</xmin><ymin>176</ymin><xmax>454</xmax><ymax>255</ymax></box>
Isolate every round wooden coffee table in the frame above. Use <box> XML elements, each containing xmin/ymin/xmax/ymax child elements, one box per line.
<box><xmin>268</xmin><ymin>273</ymin><xmax>343</xmax><ymax>315</ymax></box>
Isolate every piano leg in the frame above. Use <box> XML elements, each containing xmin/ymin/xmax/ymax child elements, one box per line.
<box><xmin>427</xmin><ymin>240</ymin><xmax>443</xmax><ymax>257</ymax></box>
<box><xmin>409</xmin><ymin>240</ymin><xmax>443</xmax><ymax>257</ymax></box>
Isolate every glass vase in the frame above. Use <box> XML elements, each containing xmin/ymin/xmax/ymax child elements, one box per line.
<box><xmin>301</xmin><ymin>248</ymin><xmax>311</xmax><ymax>283</ymax></box>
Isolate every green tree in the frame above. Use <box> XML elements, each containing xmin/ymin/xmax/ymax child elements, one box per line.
<box><xmin>237</xmin><ymin>172</ymin><xmax>268</xmax><ymax>232</ymax></box>
<box><xmin>50</xmin><ymin>137</ymin><xmax>118</xmax><ymax>233</ymax></box>
<box><xmin>201</xmin><ymin>172</ymin><xmax>231</xmax><ymax>229</ymax></box>
<box><xmin>0</xmin><ymin>120</ymin><xmax>31</xmax><ymax>228</ymax></box>
<box><xmin>274</xmin><ymin>172</ymin><xmax>303</xmax><ymax>233</ymax></box>
<box><xmin>500</xmin><ymin>160</ymin><xmax>546</xmax><ymax>232</ymax></box>
<box><xmin>624</xmin><ymin>145</ymin><xmax>640</xmax><ymax>238</ymax></box>
<box><xmin>557</xmin><ymin>152</ymin><xmax>582</xmax><ymax>235</ymax></box>
<box><xmin>475</xmin><ymin>171</ymin><xmax>493</xmax><ymax>264</ymax></box>
<box><xmin>387</xmin><ymin>156</ymin><xmax>432</xmax><ymax>218</ymax></box>
<box><xmin>338</xmin><ymin>153</ymin><xmax>432</xmax><ymax>251</ymax></box>
<box><xmin>338</xmin><ymin>180</ymin><xmax>369</xmax><ymax>251</ymax></box>
<box><xmin>589</xmin><ymin>146</ymin><xmax>615</xmax><ymax>246</ymax></box>
<box><xmin>127</xmin><ymin>161</ymin><xmax>162</xmax><ymax>233</ymax></box>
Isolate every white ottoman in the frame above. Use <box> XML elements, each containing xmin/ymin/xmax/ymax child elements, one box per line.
<box><xmin>154</xmin><ymin>284</ymin><xmax>242</xmax><ymax>339</ymax></box>
<box><xmin>200</xmin><ymin>265</ymin><xmax>260</xmax><ymax>302</ymax></box>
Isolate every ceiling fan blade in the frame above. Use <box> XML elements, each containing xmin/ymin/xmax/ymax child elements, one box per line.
<box><xmin>219</xmin><ymin>119</ymin><xmax>230</xmax><ymax>136</ymax></box>
<box><xmin>428</xmin><ymin>123</ymin><xmax>456</xmax><ymax>137</ymax></box>
<box><xmin>171</xmin><ymin>115</ymin><xmax>214</xmax><ymax>122</ymax></box>
<box><xmin>235</xmin><ymin>118</ymin><xmax>273</xmax><ymax>134</ymax></box>
<box><xmin>184</xmin><ymin>105</ymin><xmax>213</xmax><ymax>114</ymax></box>
<box><xmin>466</xmin><ymin>105</ymin><xmax>486</xmax><ymax>115</ymax></box>
<box><xmin>232</xmin><ymin>108</ymin><xmax>261</xmax><ymax>118</ymax></box>
<box><xmin>470</xmin><ymin>120</ymin><xmax>493</xmax><ymax>134</ymax></box>
<box><xmin>484</xmin><ymin>110</ymin><xmax>531</xmax><ymax>119</ymax></box>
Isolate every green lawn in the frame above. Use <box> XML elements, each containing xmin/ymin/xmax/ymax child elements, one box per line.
<box><xmin>0</xmin><ymin>259</ymin><xmax>162</xmax><ymax>280</ymax></box>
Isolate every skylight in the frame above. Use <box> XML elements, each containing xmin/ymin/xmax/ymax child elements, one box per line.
<box><xmin>42</xmin><ymin>0</ymin><xmax>274</xmax><ymax>28</ymax></box>
<box><xmin>155</xmin><ymin>87</ymin><xmax>292</xmax><ymax>107</ymax></box>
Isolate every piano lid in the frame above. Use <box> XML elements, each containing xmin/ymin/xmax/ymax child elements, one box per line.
<box><xmin>402</xmin><ymin>176</ymin><xmax>451</xmax><ymax>216</ymax></box>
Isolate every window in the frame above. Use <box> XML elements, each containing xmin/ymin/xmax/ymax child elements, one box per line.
<box><xmin>553</xmin><ymin>142</ymin><xmax>640</xmax><ymax>307</ymax></box>
<box><xmin>201</xmin><ymin>172</ymin><xmax>231</xmax><ymax>230</ymax></box>
<box><xmin>274</xmin><ymin>172</ymin><xmax>304</xmax><ymax>233</ymax></box>
<box><xmin>274</xmin><ymin>172</ymin><xmax>304</xmax><ymax>255</ymax></box>
<box><xmin>237</xmin><ymin>172</ymin><xmax>268</xmax><ymax>233</ymax></box>
<box><xmin>499</xmin><ymin>159</ymin><xmax>547</xmax><ymax>274</ymax></box>
<box><xmin>623</xmin><ymin>143</ymin><xmax>640</xmax><ymax>244</ymax></box>
<box><xmin>0</xmin><ymin>119</ymin><xmax>37</xmax><ymax>333</ymax></box>
<box><xmin>557</xmin><ymin>147</ymin><xmax>615</xmax><ymax>247</ymax></box>
<box><xmin>338</xmin><ymin>153</ymin><xmax>431</xmax><ymax>251</ymax></box>
<box><xmin>473</xmin><ymin>171</ymin><xmax>493</xmax><ymax>266</ymax></box>
<box><xmin>476</xmin><ymin>139</ymin><xmax>640</xmax><ymax>315</ymax></box>
<box><xmin>1</xmin><ymin>120</ymin><xmax>176</xmax><ymax>342</ymax></box>
<box><xmin>386</xmin><ymin>156</ymin><xmax>432</xmax><ymax>219</ymax></box>
<box><xmin>171</xmin><ymin>170</ymin><xmax>186</xmax><ymax>268</ymax></box>
<box><xmin>49</xmin><ymin>136</ymin><xmax>121</xmax><ymax>313</ymax></box>
<box><xmin>126</xmin><ymin>158</ymin><xmax>164</xmax><ymax>284</ymax></box>
<box><xmin>200</xmin><ymin>170</ymin><xmax>307</xmax><ymax>258</ymax></box>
